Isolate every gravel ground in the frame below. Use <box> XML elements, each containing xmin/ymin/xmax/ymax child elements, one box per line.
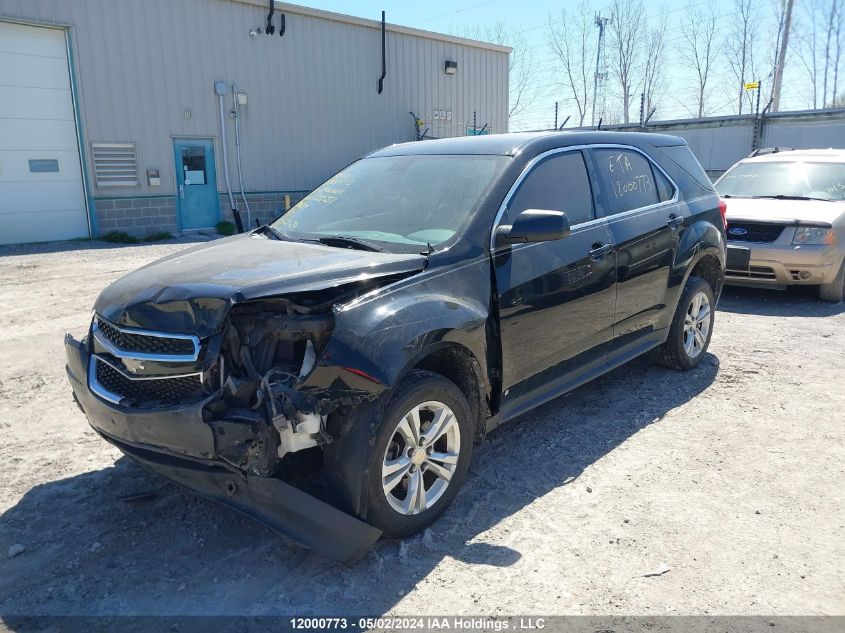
<box><xmin>0</xmin><ymin>238</ymin><xmax>843</xmax><ymax>618</ymax></box>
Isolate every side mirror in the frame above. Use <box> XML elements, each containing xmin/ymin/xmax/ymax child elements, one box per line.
<box><xmin>495</xmin><ymin>209</ymin><xmax>571</xmax><ymax>246</ymax></box>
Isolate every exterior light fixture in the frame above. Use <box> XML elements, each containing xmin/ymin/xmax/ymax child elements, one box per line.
<box><xmin>445</xmin><ymin>60</ymin><xmax>457</xmax><ymax>75</ymax></box>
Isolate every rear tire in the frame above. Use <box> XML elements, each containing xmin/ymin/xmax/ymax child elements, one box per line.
<box><xmin>656</xmin><ymin>276</ymin><xmax>715</xmax><ymax>371</ymax></box>
<box><xmin>819</xmin><ymin>259</ymin><xmax>845</xmax><ymax>303</ymax></box>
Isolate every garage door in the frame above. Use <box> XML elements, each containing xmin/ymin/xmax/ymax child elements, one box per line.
<box><xmin>0</xmin><ymin>21</ymin><xmax>88</xmax><ymax>245</ymax></box>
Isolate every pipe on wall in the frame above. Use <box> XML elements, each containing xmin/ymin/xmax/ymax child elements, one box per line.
<box><xmin>232</xmin><ymin>84</ymin><xmax>252</xmax><ymax>227</ymax></box>
<box><xmin>215</xmin><ymin>81</ymin><xmax>241</xmax><ymax>232</ymax></box>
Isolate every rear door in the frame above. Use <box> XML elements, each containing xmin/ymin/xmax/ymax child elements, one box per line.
<box><xmin>493</xmin><ymin>149</ymin><xmax>617</xmax><ymax>405</ymax></box>
<box><xmin>588</xmin><ymin>146</ymin><xmax>684</xmax><ymax>342</ymax></box>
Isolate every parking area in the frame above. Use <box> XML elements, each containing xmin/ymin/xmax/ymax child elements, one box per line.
<box><xmin>0</xmin><ymin>239</ymin><xmax>843</xmax><ymax>617</ymax></box>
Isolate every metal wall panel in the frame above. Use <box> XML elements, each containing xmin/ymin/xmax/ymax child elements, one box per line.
<box><xmin>576</xmin><ymin>110</ymin><xmax>845</xmax><ymax>175</ymax></box>
<box><xmin>762</xmin><ymin>119</ymin><xmax>845</xmax><ymax>150</ymax></box>
<box><xmin>0</xmin><ymin>0</ymin><xmax>509</xmax><ymax>198</ymax></box>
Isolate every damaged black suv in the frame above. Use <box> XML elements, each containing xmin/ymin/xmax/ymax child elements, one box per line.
<box><xmin>66</xmin><ymin>132</ymin><xmax>725</xmax><ymax>561</ymax></box>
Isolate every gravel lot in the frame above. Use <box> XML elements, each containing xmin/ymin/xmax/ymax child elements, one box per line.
<box><xmin>0</xmin><ymin>238</ymin><xmax>843</xmax><ymax>618</ymax></box>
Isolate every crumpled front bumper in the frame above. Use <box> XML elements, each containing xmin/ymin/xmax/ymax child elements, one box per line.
<box><xmin>65</xmin><ymin>334</ymin><xmax>381</xmax><ymax>563</ymax></box>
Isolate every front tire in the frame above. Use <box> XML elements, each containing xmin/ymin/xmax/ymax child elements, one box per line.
<box><xmin>819</xmin><ymin>259</ymin><xmax>845</xmax><ymax>303</ymax></box>
<box><xmin>657</xmin><ymin>276</ymin><xmax>715</xmax><ymax>371</ymax></box>
<box><xmin>363</xmin><ymin>371</ymin><xmax>474</xmax><ymax>538</ymax></box>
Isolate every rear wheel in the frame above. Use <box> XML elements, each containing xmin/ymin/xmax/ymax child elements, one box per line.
<box><xmin>819</xmin><ymin>259</ymin><xmax>845</xmax><ymax>303</ymax></box>
<box><xmin>657</xmin><ymin>276</ymin><xmax>715</xmax><ymax>371</ymax></box>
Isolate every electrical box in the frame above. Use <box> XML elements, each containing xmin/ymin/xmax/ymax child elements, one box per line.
<box><xmin>147</xmin><ymin>168</ymin><xmax>160</xmax><ymax>187</ymax></box>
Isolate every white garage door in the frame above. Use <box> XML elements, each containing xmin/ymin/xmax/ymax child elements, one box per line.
<box><xmin>0</xmin><ymin>21</ymin><xmax>88</xmax><ymax>245</ymax></box>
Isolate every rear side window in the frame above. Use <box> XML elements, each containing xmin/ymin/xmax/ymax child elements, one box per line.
<box><xmin>658</xmin><ymin>144</ymin><xmax>714</xmax><ymax>191</ymax></box>
<box><xmin>655</xmin><ymin>168</ymin><xmax>675</xmax><ymax>201</ymax></box>
<box><xmin>593</xmin><ymin>148</ymin><xmax>663</xmax><ymax>213</ymax></box>
<box><xmin>505</xmin><ymin>151</ymin><xmax>594</xmax><ymax>226</ymax></box>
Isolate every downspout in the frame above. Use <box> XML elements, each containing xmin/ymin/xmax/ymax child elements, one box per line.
<box><xmin>232</xmin><ymin>84</ymin><xmax>252</xmax><ymax>228</ymax></box>
<box><xmin>215</xmin><ymin>81</ymin><xmax>242</xmax><ymax>232</ymax></box>
<box><xmin>377</xmin><ymin>11</ymin><xmax>386</xmax><ymax>94</ymax></box>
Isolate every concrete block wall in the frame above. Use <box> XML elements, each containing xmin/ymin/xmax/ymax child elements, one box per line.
<box><xmin>94</xmin><ymin>196</ymin><xmax>178</xmax><ymax>237</ymax></box>
<box><xmin>92</xmin><ymin>191</ymin><xmax>309</xmax><ymax>237</ymax></box>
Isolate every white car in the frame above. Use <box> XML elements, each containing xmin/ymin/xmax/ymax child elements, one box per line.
<box><xmin>714</xmin><ymin>149</ymin><xmax>845</xmax><ymax>302</ymax></box>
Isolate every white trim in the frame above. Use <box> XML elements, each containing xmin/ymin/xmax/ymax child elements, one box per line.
<box><xmin>230</xmin><ymin>0</ymin><xmax>512</xmax><ymax>53</ymax></box>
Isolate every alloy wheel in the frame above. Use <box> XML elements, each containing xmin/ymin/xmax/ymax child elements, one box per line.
<box><xmin>683</xmin><ymin>291</ymin><xmax>711</xmax><ymax>359</ymax></box>
<box><xmin>381</xmin><ymin>400</ymin><xmax>461</xmax><ymax>515</ymax></box>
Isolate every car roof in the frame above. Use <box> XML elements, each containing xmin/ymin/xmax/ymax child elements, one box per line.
<box><xmin>741</xmin><ymin>149</ymin><xmax>845</xmax><ymax>163</ymax></box>
<box><xmin>367</xmin><ymin>130</ymin><xmax>688</xmax><ymax>158</ymax></box>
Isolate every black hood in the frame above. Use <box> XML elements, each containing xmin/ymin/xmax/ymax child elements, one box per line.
<box><xmin>94</xmin><ymin>233</ymin><xmax>427</xmax><ymax>337</ymax></box>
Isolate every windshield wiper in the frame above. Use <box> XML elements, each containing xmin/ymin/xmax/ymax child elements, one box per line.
<box><xmin>751</xmin><ymin>194</ymin><xmax>832</xmax><ymax>202</ymax></box>
<box><xmin>315</xmin><ymin>235</ymin><xmax>383</xmax><ymax>252</ymax></box>
<box><xmin>259</xmin><ymin>224</ymin><xmax>287</xmax><ymax>240</ymax></box>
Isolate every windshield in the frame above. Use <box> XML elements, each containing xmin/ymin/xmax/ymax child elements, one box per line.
<box><xmin>716</xmin><ymin>160</ymin><xmax>845</xmax><ymax>201</ymax></box>
<box><xmin>271</xmin><ymin>154</ymin><xmax>510</xmax><ymax>254</ymax></box>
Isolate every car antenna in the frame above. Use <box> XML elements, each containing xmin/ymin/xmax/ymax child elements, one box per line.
<box><xmin>421</xmin><ymin>241</ymin><xmax>435</xmax><ymax>255</ymax></box>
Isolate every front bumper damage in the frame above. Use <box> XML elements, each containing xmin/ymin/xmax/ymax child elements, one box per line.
<box><xmin>65</xmin><ymin>333</ymin><xmax>382</xmax><ymax>563</ymax></box>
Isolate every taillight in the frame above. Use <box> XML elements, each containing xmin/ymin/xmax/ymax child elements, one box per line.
<box><xmin>718</xmin><ymin>198</ymin><xmax>728</xmax><ymax>230</ymax></box>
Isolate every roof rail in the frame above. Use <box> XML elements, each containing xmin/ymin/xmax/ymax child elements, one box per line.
<box><xmin>749</xmin><ymin>147</ymin><xmax>794</xmax><ymax>157</ymax></box>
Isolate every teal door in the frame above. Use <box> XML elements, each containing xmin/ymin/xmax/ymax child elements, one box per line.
<box><xmin>174</xmin><ymin>138</ymin><xmax>220</xmax><ymax>230</ymax></box>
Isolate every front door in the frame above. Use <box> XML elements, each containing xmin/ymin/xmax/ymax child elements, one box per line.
<box><xmin>173</xmin><ymin>138</ymin><xmax>219</xmax><ymax>230</ymax></box>
<box><xmin>493</xmin><ymin>150</ymin><xmax>617</xmax><ymax>410</ymax></box>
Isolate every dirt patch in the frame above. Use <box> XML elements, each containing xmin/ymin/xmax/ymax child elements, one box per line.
<box><xmin>0</xmin><ymin>239</ymin><xmax>843</xmax><ymax>617</ymax></box>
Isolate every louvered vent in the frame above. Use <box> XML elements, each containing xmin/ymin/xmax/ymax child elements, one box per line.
<box><xmin>91</xmin><ymin>142</ymin><xmax>139</xmax><ymax>187</ymax></box>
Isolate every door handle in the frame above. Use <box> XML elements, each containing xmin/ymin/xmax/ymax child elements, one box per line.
<box><xmin>589</xmin><ymin>242</ymin><xmax>613</xmax><ymax>259</ymax></box>
<box><xmin>179</xmin><ymin>185</ymin><xmax>185</xmax><ymax>199</ymax></box>
<box><xmin>667</xmin><ymin>214</ymin><xmax>684</xmax><ymax>228</ymax></box>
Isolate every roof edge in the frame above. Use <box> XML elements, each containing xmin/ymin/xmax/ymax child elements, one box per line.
<box><xmin>229</xmin><ymin>0</ymin><xmax>512</xmax><ymax>53</ymax></box>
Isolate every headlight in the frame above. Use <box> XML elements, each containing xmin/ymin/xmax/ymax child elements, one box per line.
<box><xmin>793</xmin><ymin>227</ymin><xmax>835</xmax><ymax>245</ymax></box>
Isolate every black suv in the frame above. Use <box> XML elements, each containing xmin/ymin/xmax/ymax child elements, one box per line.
<box><xmin>65</xmin><ymin>131</ymin><xmax>726</xmax><ymax>561</ymax></box>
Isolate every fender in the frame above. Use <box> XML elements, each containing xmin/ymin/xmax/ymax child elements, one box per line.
<box><xmin>663</xmin><ymin>214</ymin><xmax>726</xmax><ymax>325</ymax></box>
<box><xmin>299</xmin><ymin>256</ymin><xmax>493</xmax><ymax>398</ymax></box>
<box><xmin>314</xmin><ymin>256</ymin><xmax>493</xmax><ymax>519</ymax></box>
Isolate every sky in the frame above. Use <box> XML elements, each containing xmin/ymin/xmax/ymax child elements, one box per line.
<box><xmin>294</xmin><ymin>0</ymin><xmax>817</xmax><ymax>131</ymax></box>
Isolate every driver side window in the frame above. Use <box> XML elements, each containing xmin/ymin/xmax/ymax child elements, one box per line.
<box><xmin>504</xmin><ymin>151</ymin><xmax>594</xmax><ymax>226</ymax></box>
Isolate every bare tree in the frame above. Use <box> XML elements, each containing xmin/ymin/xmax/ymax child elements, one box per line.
<box><xmin>458</xmin><ymin>23</ymin><xmax>538</xmax><ymax>124</ymax></box>
<box><xmin>642</xmin><ymin>11</ymin><xmax>668</xmax><ymax>120</ymax></box>
<box><xmin>608</xmin><ymin>0</ymin><xmax>646</xmax><ymax>124</ymax></box>
<box><xmin>796</xmin><ymin>0</ymin><xmax>822</xmax><ymax>108</ymax></box>
<box><xmin>547</xmin><ymin>1</ymin><xmax>594</xmax><ymax>127</ymax></box>
<box><xmin>832</xmin><ymin>6</ymin><xmax>844</xmax><ymax>105</ymax></box>
<box><xmin>680</xmin><ymin>2</ymin><xmax>720</xmax><ymax>117</ymax></box>
<box><xmin>724</xmin><ymin>0</ymin><xmax>760</xmax><ymax>114</ymax></box>
<box><xmin>797</xmin><ymin>0</ymin><xmax>845</xmax><ymax>108</ymax></box>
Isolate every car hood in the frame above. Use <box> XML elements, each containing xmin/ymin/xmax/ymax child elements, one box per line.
<box><xmin>724</xmin><ymin>197</ymin><xmax>845</xmax><ymax>225</ymax></box>
<box><xmin>94</xmin><ymin>233</ymin><xmax>428</xmax><ymax>337</ymax></box>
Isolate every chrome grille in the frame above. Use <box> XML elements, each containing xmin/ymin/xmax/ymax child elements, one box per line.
<box><xmin>93</xmin><ymin>358</ymin><xmax>204</xmax><ymax>406</ymax></box>
<box><xmin>89</xmin><ymin>316</ymin><xmax>205</xmax><ymax>407</ymax></box>
<box><xmin>96</xmin><ymin>317</ymin><xmax>196</xmax><ymax>356</ymax></box>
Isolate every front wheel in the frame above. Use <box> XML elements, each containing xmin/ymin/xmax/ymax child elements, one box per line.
<box><xmin>363</xmin><ymin>371</ymin><xmax>474</xmax><ymax>538</ymax></box>
<box><xmin>656</xmin><ymin>276</ymin><xmax>715</xmax><ymax>371</ymax></box>
<box><xmin>819</xmin><ymin>259</ymin><xmax>845</xmax><ymax>303</ymax></box>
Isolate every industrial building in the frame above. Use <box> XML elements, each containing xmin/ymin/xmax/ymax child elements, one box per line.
<box><xmin>0</xmin><ymin>0</ymin><xmax>510</xmax><ymax>245</ymax></box>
